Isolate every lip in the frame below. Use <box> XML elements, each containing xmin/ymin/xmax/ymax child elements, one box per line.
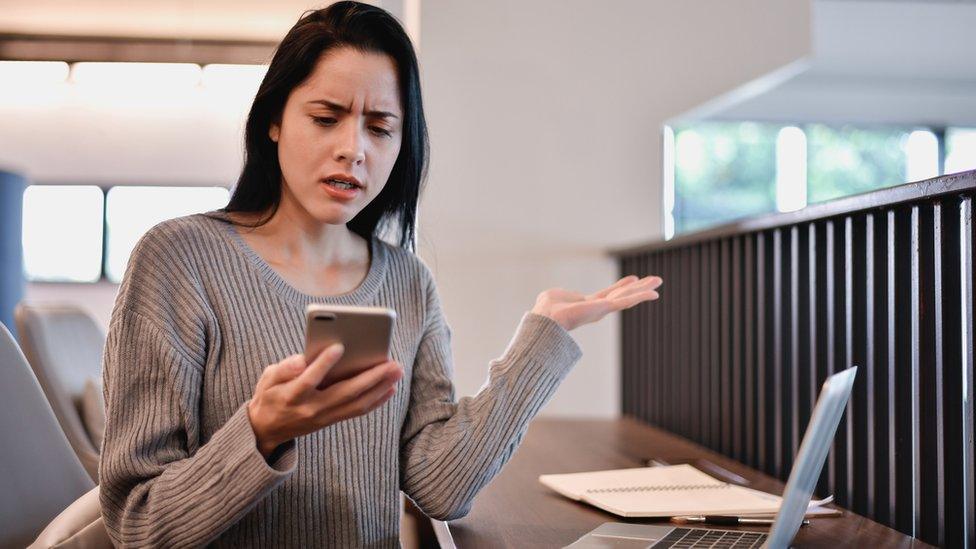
<box><xmin>320</xmin><ymin>179</ymin><xmax>361</xmax><ymax>201</ymax></box>
<box><xmin>322</xmin><ymin>173</ymin><xmax>364</xmax><ymax>189</ymax></box>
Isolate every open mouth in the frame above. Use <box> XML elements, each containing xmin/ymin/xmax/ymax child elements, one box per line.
<box><xmin>324</xmin><ymin>179</ymin><xmax>359</xmax><ymax>191</ymax></box>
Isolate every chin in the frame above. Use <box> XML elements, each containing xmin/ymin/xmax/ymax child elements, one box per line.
<box><xmin>308</xmin><ymin>201</ymin><xmax>360</xmax><ymax>225</ymax></box>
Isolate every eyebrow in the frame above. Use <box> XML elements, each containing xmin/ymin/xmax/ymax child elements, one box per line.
<box><xmin>307</xmin><ymin>99</ymin><xmax>400</xmax><ymax>120</ymax></box>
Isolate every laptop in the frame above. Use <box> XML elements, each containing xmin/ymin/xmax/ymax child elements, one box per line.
<box><xmin>565</xmin><ymin>366</ymin><xmax>857</xmax><ymax>549</ymax></box>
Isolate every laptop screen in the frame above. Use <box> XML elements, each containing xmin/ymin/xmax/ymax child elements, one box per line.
<box><xmin>765</xmin><ymin>367</ymin><xmax>858</xmax><ymax>548</ymax></box>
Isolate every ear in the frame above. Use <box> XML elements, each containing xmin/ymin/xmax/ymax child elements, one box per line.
<box><xmin>269</xmin><ymin>122</ymin><xmax>280</xmax><ymax>143</ymax></box>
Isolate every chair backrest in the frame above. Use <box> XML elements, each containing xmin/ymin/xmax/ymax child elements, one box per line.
<box><xmin>14</xmin><ymin>303</ymin><xmax>105</xmax><ymax>482</ymax></box>
<box><xmin>0</xmin><ymin>321</ymin><xmax>95</xmax><ymax>548</ymax></box>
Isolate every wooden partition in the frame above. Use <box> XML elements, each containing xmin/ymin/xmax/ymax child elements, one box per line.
<box><xmin>613</xmin><ymin>170</ymin><xmax>975</xmax><ymax>548</ymax></box>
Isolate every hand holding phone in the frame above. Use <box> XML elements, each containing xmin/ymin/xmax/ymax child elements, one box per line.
<box><xmin>304</xmin><ymin>304</ymin><xmax>397</xmax><ymax>388</ymax></box>
<box><xmin>247</xmin><ymin>344</ymin><xmax>403</xmax><ymax>459</ymax></box>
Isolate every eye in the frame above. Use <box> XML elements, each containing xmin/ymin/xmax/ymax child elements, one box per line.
<box><xmin>370</xmin><ymin>126</ymin><xmax>393</xmax><ymax>138</ymax></box>
<box><xmin>313</xmin><ymin>116</ymin><xmax>337</xmax><ymax>126</ymax></box>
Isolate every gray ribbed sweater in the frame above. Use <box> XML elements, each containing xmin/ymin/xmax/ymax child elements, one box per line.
<box><xmin>98</xmin><ymin>212</ymin><xmax>583</xmax><ymax>548</ymax></box>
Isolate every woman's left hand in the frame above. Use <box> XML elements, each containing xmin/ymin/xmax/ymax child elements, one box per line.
<box><xmin>530</xmin><ymin>275</ymin><xmax>663</xmax><ymax>332</ymax></box>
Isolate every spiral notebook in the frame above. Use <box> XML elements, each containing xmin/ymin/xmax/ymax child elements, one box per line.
<box><xmin>539</xmin><ymin>463</ymin><xmax>829</xmax><ymax>518</ymax></box>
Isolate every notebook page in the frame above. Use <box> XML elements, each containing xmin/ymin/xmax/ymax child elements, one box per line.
<box><xmin>538</xmin><ymin>464</ymin><xmax>724</xmax><ymax>501</ymax></box>
<box><xmin>583</xmin><ymin>483</ymin><xmax>784</xmax><ymax>518</ymax></box>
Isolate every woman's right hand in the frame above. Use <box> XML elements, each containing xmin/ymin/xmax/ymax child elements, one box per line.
<box><xmin>247</xmin><ymin>343</ymin><xmax>404</xmax><ymax>460</ymax></box>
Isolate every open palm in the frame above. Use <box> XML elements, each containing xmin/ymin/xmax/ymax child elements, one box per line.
<box><xmin>530</xmin><ymin>275</ymin><xmax>663</xmax><ymax>332</ymax></box>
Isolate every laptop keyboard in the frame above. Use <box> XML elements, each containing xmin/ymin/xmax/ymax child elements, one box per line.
<box><xmin>654</xmin><ymin>527</ymin><xmax>767</xmax><ymax>548</ymax></box>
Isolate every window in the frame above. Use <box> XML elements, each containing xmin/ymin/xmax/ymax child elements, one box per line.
<box><xmin>669</xmin><ymin>122</ymin><xmax>779</xmax><ymax>235</ymax></box>
<box><xmin>806</xmin><ymin>124</ymin><xmax>912</xmax><ymax>204</ymax></box>
<box><xmin>21</xmin><ymin>184</ymin><xmax>229</xmax><ymax>283</ymax></box>
<box><xmin>22</xmin><ymin>185</ymin><xmax>104</xmax><ymax>282</ymax></box>
<box><xmin>667</xmin><ymin>122</ymin><xmax>966</xmax><ymax>237</ymax></box>
<box><xmin>946</xmin><ymin>128</ymin><xmax>976</xmax><ymax>175</ymax></box>
<box><xmin>104</xmin><ymin>186</ymin><xmax>230</xmax><ymax>282</ymax></box>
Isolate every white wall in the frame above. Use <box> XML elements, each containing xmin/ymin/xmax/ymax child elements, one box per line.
<box><xmin>417</xmin><ymin>0</ymin><xmax>810</xmax><ymax>416</ymax></box>
<box><xmin>6</xmin><ymin>0</ymin><xmax>810</xmax><ymax>418</ymax></box>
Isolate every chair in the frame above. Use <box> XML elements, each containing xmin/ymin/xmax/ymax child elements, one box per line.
<box><xmin>0</xmin><ymin>321</ymin><xmax>105</xmax><ymax>547</ymax></box>
<box><xmin>15</xmin><ymin>303</ymin><xmax>106</xmax><ymax>482</ymax></box>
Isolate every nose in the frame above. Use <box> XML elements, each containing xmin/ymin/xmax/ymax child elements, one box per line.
<box><xmin>333</xmin><ymin>120</ymin><xmax>366</xmax><ymax>166</ymax></box>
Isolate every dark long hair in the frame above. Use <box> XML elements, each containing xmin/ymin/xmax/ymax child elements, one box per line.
<box><xmin>220</xmin><ymin>1</ymin><xmax>428</xmax><ymax>252</ymax></box>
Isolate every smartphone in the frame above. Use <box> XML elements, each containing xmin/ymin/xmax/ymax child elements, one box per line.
<box><xmin>304</xmin><ymin>304</ymin><xmax>397</xmax><ymax>387</ymax></box>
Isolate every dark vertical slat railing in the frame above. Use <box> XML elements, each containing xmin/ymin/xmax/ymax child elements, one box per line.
<box><xmin>909</xmin><ymin>205</ymin><xmax>922</xmax><ymax>539</ymax></box>
<box><xmin>756</xmin><ymin>232</ymin><xmax>768</xmax><ymax>473</ymax></box>
<box><xmin>721</xmin><ymin>239</ymin><xmax>733</xmax><ymax>456</ymax></box>
<box><xmin>850</xmin><ymin>216</ymin><xmax>868</xmax><ymax>516</ymax></box>
<box><xmin>918</xmin><ymin>202</ymin><xmax>946</xmax><ymax>546</ymax></box>
<box><xmin>869</xmin><ymin>211</ymin><xmax>891</xmax><ymax>525</ymax></box>
<box><xmin>825</xmin><ymin>219</ymin><xmax>840</xmax><ymax>499</ymax></box>
<box><xmin>859</xmin><ymin>214</ymin><xmax>876</xmax><ymax>518</ymax></box>
<box><xmin>961</xmin><ymin>196</ymin><xmax>975</xmax><ymax>549</ymax></box>
<box><xmin>644</xmin><ymin>252</ymin><xmax>654</xmax><ymax>425</ymax></box>
<box><xmin>685</xmin><ymin>247</ymin><xmax>692</xmax><ymax>436</ymax></box>
<box><xmin>814</xmin><ymin>221</ymin><xmax>831</xmax><ymax>498</ymax></box>
<box><xmin>836</xmin><ymin>218</ymin><xmax>854</xmax><ymax>507</ymax></box>
<box><xmin>732</xmin><ymin>236</ymin><xmax>744</xmax><ymax>463</ymax></box>
<box><xmin>772</xmin><ymin>229</ymin><xmax>785</xmax><ymax>478</ymax></box>
<box><xmin>710</xmin><ymin>241</ymin><xmax>722</xmax><ymax>451</ymax></box>
<box><xmin>941</xmin><ymin>197</ymin><xmax>965</xmax><ymax>549</ymax></box>
<box><xmin>614</xmin><ymin>171</ymin><xmax>976</xmax><ymax>547</ymax></box>
<box><xmin>700</xmin><ymin>243</ymin><xmax>712</xmax><ymax>446</ymax></box>
<box><xmin>690</xmin><ymin>245</ymin><xmax>702</xmax><ymax>442</ymax></box>
<box><xmin>789</xmin><ymin>226</ymin><xmax>803</xmax><ymax>471</ymax></box>
<box><xmin>892</xmin><ymin>206</ymin><xmax>917</xmax><ymax>535</ymax></box>
<box><xmin>885</xmin><ymin>209</ymin><xmax>898</xmax><ymax>527</ymax></box>
<box><xmin>752</xmin><ymin>233</ymin><xmax>759</xmax><ymax>467</ymax></box>
<box><xmin>621</xmin><ymin>256</ymin><xmax>630</xmax><ymax>413</ymax></box>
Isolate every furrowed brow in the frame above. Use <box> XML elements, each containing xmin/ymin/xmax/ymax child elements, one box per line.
<box><xmin>308</xmin><ymin>99</ymin><xmax>399</xmax><ymax>120</ymax></box>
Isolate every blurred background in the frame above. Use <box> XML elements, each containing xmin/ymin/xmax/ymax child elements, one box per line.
<box><xmin>1</xmin><ymin>0</ymin><xmax>974</xmax><ymax>417</ymax></box>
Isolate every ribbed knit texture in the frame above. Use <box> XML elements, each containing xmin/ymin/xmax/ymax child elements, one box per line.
<box><xmin>98</xmin><ymin>212</ymin><xmax>583</xmax><ymax>548</ymax></box>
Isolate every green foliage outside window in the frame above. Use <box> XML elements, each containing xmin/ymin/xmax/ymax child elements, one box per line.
<box><xmin>806</xmin><ymin>124</ymin><xmax>909</xmax><ymax>204</ymax></box>
<box><xmin>672</xmin><ymin>122</ymin><xmax>778</xmax><ymax>234</ymax></box>
<box><xmin>671</xmin><ymin>122</ymin><xmax>927</xmax><ymax>235</ymax></box>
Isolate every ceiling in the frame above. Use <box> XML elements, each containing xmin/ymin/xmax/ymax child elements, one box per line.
<box><xmin>2</xmin><ymin>0</ymin><xmax>971</xmax><ymax>127</ymax></box>
<box><xmin>0</xmin><ymin>0</ymin><xmax>402</xmax><ymax>41</ymax></box>
<box><xmin>681</xmin><ymin>0</ymin><xmax>976</xmax><ymax>127</ymax></box>
<box><xmin>0</xmin><ymin>0</ymin><xmax>415</xmax><ymax>64</ymax></box>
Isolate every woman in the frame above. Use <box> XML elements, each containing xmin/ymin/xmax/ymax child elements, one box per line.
<box><xmin>98</xmin><ymin>2</ymin><xmax>662</xmax><ymax>547</ymax></box>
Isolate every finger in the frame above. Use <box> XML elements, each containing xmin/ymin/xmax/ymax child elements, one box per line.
<box><xmin>607</xmin><ymin>276</ymin><xmax>662</xmax><ymax>299</ymax></box>
<box><xmin>296</xmin><ymin>343</ymin><xmax>345</xmax><ymax>391</ymax></box>
<box><xmin>563</xmin><ymin>289</ymin><xmax>661</xmax><ymax>328</ymax></box>
<box><xmin>318</xmin><ymin>360</ymin><xmax>403</xmax><ymax>405</ymax></box>
<box><xmin>326</xmin><ymin>377</ymin><xmax>400</xmax><ymax>423</ymax></box>
<box><xmin>644</xmin><ymin>275</ymin><xmax>663</xmax><ymax>290</ymax></box>
<box><xmin>609</xmin><ymin>290</ymin><xmax>660</xmax><ymax>310</ymax></box>
<box><xmin>260</xmin><ymin>354</ymin><xmax>307</xmax><ymax>388</ymax></box>
<box><xmin>588</xmin><ymin>275</ymin><xmax>638</xmax><ymax>299</ymax></box>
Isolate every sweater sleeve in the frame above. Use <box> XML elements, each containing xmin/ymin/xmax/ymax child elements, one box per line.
<box><xmin>399</xmin><ymin>268</ymin><xmax>583</xmax><ymax>520</ymax></box>
<box><xmin>98</xmin><ymin>223</ymin><xmax>298</xmax><ymax>547</ymax></box>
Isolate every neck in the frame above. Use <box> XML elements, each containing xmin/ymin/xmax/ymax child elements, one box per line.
<box><xmin>242</xmin><ymin>190</ymin><xmax>366</xmax><ymax>268</ymax></box>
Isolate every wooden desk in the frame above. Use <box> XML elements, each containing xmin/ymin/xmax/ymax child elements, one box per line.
<box><xmin>448</xmin><ymin>418</ymin><xmax>928</xmax><ymax>548</ymax></box>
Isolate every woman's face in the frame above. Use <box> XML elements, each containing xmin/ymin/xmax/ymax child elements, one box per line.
<box><xmin>270</xmin><ymin>46</ymin><xmax>403</xmax><ymax>225</ymax></box>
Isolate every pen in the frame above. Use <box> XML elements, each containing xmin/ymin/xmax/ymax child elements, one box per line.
<box><xmin>671</xmin><ymin>515</ymin><xmax>811</xmax><ymax>527</ymax></box>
